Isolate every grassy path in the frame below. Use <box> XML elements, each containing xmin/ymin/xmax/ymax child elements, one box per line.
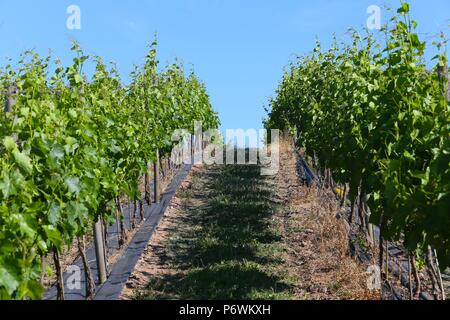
<box><xmin>124</xmin><ymin>160</ymin><xmax>296</xmax><ymax>299</ymax></box>
<box><xmin>121</xmin><ymin>143</ymin><xmax>373</xmax><ymax>300</ymax></box>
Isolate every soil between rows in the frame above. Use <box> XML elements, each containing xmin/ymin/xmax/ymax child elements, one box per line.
<box><xmin>120</xmin><ymin>142</ymin><xmax>376</xmax><ymax>300</ymax></box>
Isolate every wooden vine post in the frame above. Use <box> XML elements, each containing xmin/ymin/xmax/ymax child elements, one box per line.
<box><xmin>4</xmin><ymin>85</ymin><xmax>19</xmax><ymax>142</ymax></box>
<box><xmin>154</xmin><ymin>149</ymin><xmax>160</xmax><ymax>203</ymax></box>
<box><xmin>437</xmin><ymin>63</ymin><xmax>450</xmax><ymax>101</ymax></box>
<box><xmin>93</xmin><ymin>217</ymin><xmax>108</xmax><ymax>284</ymax></box>
<box><xmin>4</xmin><ymin>85</ymin><xmax>15</xmax><ymax>113</ymax></box>
<box><xmin>191</xmin><ymin>134</ymin><xmax>195</xmax><ymax>165</ymax></box>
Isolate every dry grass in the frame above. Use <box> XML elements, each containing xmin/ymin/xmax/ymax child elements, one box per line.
<box><xmin>275</xmin><ymin>138</ymin><xmax>379</xmax><ymax>300</ymax></box>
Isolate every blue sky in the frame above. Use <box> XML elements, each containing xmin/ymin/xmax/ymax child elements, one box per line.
<box><xmin>0</xmin><ymin>0</ymin><xmax>449</xmax><ymax>133</ymax></box>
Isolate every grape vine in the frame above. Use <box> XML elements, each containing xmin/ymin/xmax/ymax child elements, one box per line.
<box><xmin>265</xmin><ymin>3</ymin><xmax>450</xmax><ymax>270</ymax></box>
<box><xmin>0</xmin><ymin>41</ymin><xmax>219</xmax><ymax>299</ymax></box>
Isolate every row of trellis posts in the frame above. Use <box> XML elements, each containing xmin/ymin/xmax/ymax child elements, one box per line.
<box><xmin>3</xmin><ymin>86</ymin><xmax>198</xmax><ymax>299</ymax></box>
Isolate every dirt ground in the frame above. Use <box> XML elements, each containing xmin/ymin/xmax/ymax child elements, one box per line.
<box><xmin>120</xmin><ymin>140</ymin><xmax>378</xmax><ymax>300</ymax></box>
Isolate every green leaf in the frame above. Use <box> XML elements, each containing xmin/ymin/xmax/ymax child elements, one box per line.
<box><xmin>36</xmin><ymin>238</ymin><xmax>48</xmax><ymax>253</ymax></box>
<box><xmin>65</xmin><ymin>177</ymin><xmax>80</xmax><ymax>195</ymax></box>
<box><xmin>68</xmin><ymin>109</ymin><xmax>78</xmax><ymax>119</ymax></box>
<box><xmin>13</xmin><ymin>214</ymin><xmax>36</xmax><ymax>238</ymax></box>
<box><xmin>0</xmin><ymin>261</ymin><xmax>20</xmax><ymax>296</ymax></box>
<box><xmin>397</xmin><ymin>3</ymin><xmax>410</xmax><ymax>15</ymax></box>
<box><xmin>0</xmin><ymin>174</ymin><xmax>17</xmax><ymax>199</ymax></box>
<box><xmin>12</xmin><ymin>150</ymin><xmax>33</xmax><ymax>175</ymax></box>
<box><xmin>67</xmin><ymin>202</ymin><xmax>88</xmax><ymax>222</ymax></box>
<box><xmin>20</xmin><ymin>107</ymin><xmax>30</xmax><ymax>117</ymax></box>
<box><xmin>25</xmin><ymin>280</ymin><xmax>44</xmax><ymax>300</ymax></box>
<box><xmin>43</xmin><ymin>226</ymin><xmax>62</xmax><ymax>248</ymax></box>
<box><xmin>50</xmin><ymin>145</ymin><xmax>65</xmax><ymax>161</ymax></box>
<box><xmin>3</xmin><ymin>137</ymin><xmax>17</xmax><ymax>152</ymax></box>
<box><xmin>74</xmin><ymin>74</ymin><xmax>83</xmax><ymax>84</ymax></box>
<box><xmin>410</xmin><ymin>169</ymin><xmax>430</xmax><ymax>185</ymax></box>
<box><xmin>64</xmin><ymin>137</ymin><xmax>79</xmax><ymax>155</ymax></box>
<box><xmin>403</xmin><ymin>150</ymin><xmax>415</xmax><ymax>162</ymax></box>
<box><xmin>47</xmin><ymin>203</ymin><xmax>61</xmax><ymax>225</ymax></box>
